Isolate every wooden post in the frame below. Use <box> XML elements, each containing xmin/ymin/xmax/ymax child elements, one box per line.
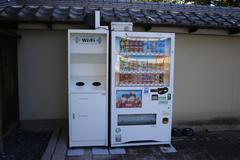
<box><xmin>0</xmin><ymin>36</ymin><xmax>3</xmax><ymax>152</ymax></box>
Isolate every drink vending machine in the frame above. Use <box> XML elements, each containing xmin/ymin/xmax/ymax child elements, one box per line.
<box><xmin>111</xmin><ymin>31</ymin><xmax>175</xmax><ymax>147</ymax></box>
<box><xmin>68</xmin><ymin>29</ymin><xmax>108</xmax><ymax>147</ymax></box>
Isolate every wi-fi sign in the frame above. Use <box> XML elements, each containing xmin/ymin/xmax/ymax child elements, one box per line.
<box><xmin>97</xmin><ymin>37</ymin><xmax>102</xmax><ymax>44</ymax></box>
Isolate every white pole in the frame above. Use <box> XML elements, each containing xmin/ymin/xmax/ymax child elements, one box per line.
<box><xmin>95</xmin><ymin>11</ymin><xmax>100</xmax><ymax>29</ymax></box>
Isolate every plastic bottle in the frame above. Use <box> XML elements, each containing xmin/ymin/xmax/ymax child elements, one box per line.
<box><xmin>125</xmin><ymin>39</ymin><xmax>129</xmax><ymax>53</ymax></box>
<box><xmin>139</xmin><ymin>41</ymin><xmax>143</xmax><ymax>52</ymax></box>
<box><xmin>120</xmin><ymin>57</ymin><xmax>124</xmax><ymax>71</ymax></box>
<box><xmin>124</xmin><ymin>59</ymin><xmax>129</xmax><ymax>71</ymax></box>
<box><xmin>120</xmin><ymin>39</ymin><xmax>124</xmax><ymax>52</ymax></box>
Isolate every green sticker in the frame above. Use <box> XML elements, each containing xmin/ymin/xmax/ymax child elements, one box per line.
<box><xmin>159</xmin><ymin>96</ymin><xmax>168</xmax><ymax>104</ymax></box>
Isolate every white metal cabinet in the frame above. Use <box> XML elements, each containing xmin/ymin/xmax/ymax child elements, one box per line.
<box><xmin>70</xmin><ymin>93</ymin><xmax>106</xmax><ymax>146</ymax></box>
<box><xmin>68</xmin><ymin>29</ymin><xmax>108</xmax><ymax>147</ymax></box>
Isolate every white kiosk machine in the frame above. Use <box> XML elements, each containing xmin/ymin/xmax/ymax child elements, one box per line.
<box><xmin>111</xmin><ymin>23</ymin><xmax>175</xmax><ymax>147</ymax></box>
<box><xmin>68</xmin><ymin>22</ymin><xmax>108</xmax><ymax>146</ymax></box>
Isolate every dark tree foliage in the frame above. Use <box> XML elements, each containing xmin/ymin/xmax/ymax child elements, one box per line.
<box><xmin>138</xmin><ymin>0</ymin><xmax>240</xmax><ymax>7</ymax></box>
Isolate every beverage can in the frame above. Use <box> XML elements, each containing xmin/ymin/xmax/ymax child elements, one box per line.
<box><xmin>124</xmin><ymin>74</ymin><xmax>129</xmax><ymax>84</ymax></box>
<box><xmin>135</xmin><ymin>74</ymin><xmax>139</xmax><ymax>84</ymax></box>
<box><xmin>134</xmin><ymin>40</ymin><xmax>138</xmax><ymax>46</ymax></box>
<box><xmin>159</xmin><ymin>73</ymin><xmax>164</xmax><ymax>83</ymax></box>
<box><xmin>136</xmin><ymin>60</ymin><xmax>140</xmax><ymax>71</ymax></box>
<box><xmin>151</xmin><ymin>74</ymin><xmax>155</xmax><ymax>84</ymax></box>
<box><xmin>143</xmin><ymin>41</ymin><xmax>148</xmax><ymax>53</ymax></box>
<box><xmin>147</xmin><ymin>41</ymin><xmax>151</xmax><ymax>52</ymax></box>
<box><xmin>156</xmin><ymin>62</ymin><xmax>161</xmax><ymax>71</ymax></box>
<box><xmin>128</xmin><ymin>40</ymin><xmax>132</xmax><ymax>46</ymax></box>
<box><xmin>153</xmin><ymin>41</ymin><xmax>157</xmax><ymax>53</ymax></box>
<box><xmin>137</xmin><ymin>74</ymin><xmax>141</xmax><ymax>84</ymax></box>
<box><xmin>136</xmin><ymin>46</ymin><xmax>140</xmax><ymax>52</ymax></box>
<box><xmin>119</xmin><ymin>74</ymin><xmax>124</xmax><ymax>84</ymax></box>
<box><xmin>139</xmin><ymin>41</ymin><xmax>143</xmax><ymax>52</ymax></box>
<box><xmin>129</xmin><ymin>46</ymin><xmax>133</xmax><ymax>52</ymax></box>
<box><xmin>137</xmin><ymin>41</ymin><xmax>140</xmax><ymax>47</ymax></box>
<box><xmin>154</xmin><ymin>74</ymin><xmax>158</xmax><ymax>84</ymax></box>
<box><xmin>139</xmin><ymin>61</ymin><xmax>143</xmax><ymax>71</ymax></box>
<box><xmin>129</xmin><ymin>61</ymin><xmax>133</xmax><ymax>71</ymax></box>
<box><xmin>128</xmin><ymin>74</ymin><xmax>132</xmax><ymax>84</ymax></box>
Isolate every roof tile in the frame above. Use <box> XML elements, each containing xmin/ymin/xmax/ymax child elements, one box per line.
<box><xmin>0</xmin><ymin>1</ymin><xmax>240</xmax><ymax>29</ymax></box>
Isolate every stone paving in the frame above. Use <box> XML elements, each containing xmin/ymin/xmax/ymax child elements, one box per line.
<box><xmin>66</xmin><ymin>130</ymin><xmax>240</xmax><ymax>160</ymax></box>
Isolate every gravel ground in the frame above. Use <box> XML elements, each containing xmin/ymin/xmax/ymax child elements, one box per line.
<box><xmin>0</xmin><ymin>129</ymin><xmax>51</xmax><ymax>160</ymax></box>
<box><xmin>66</xmin><ymin>130</ymin><xmax>240</xmax><ymax>160</ymax></box>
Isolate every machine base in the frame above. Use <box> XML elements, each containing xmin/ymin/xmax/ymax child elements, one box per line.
<box><xmin>111</xmin><ymin>141</ymin><xmax>171</xmax><ymax>147</ymax></box>
<box><xmin>70</xmin><ymin>140</ymin><xmax>107</xmax><ymax>148</ymax></box>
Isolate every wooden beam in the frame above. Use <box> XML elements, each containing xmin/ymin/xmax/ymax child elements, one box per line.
<box><xmin>0</xmin><ymin>21</ymin><xmax>17</xmax><ymax>30</ymax></box>
<box><xmin>229</xmin><ymin>28</ymin><xmax>240</xmax><ymax>35</ymax></box>
<box><xmin>47</xmin><ymin>23</ymin><xmax>52</xmax><ymax>30</ymax></box>
<box><xmin>144</xmin><ymin>25</ymin><xmax>152</xmax><ymax>31</ymax></box>
<box><xmin>41</xmin><ymin>128</ymin><xmax>60</xmax><ymax>160</ymax></box>
<box><xmin>52</xmin><ymin>128</ymin><xmax>67</xmax><ymax>160</ymax></box>
<box><xmin>0</xmin><ymin>30</ymin><xmax>21</xmax><ymax>39</ymax></box>
<box><xmin>188</xmin><ymin>27</ymin><xmax>198</xmax><ymax>33</ymax></box>
<box><xmin>0</xmin><ymin>36</ymin><xmax>2</xmax><ymax>152</ymax></box>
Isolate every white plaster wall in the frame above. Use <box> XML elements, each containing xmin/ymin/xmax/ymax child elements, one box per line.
<box><xmin>18</xmin><ymin>30</ymin><xmax>68</xmax><ymax>120</ymax></box>
<box><xmin>174</xmin><ymin>34</ymin><xmax>240</xmax><ymax>122</ymax></box>
<box><xmin>17</xmin><ymin>29</ymin><xmax>240</xmax><ymax>123</ymax></box>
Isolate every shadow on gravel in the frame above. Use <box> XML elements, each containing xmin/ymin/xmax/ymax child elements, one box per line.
<box><xmin>1</xmin><ymin>129</ymin><xmax>51</xmax><ymax>160</ymax></box>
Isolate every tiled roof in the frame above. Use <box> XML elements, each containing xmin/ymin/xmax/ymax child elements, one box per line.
<box><xmin>1</xmin><ymin>0</ymin><xmax>240</xmax><ymax>30</ymax></box>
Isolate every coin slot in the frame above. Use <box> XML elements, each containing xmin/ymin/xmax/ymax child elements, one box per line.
<box><xmin>152</xmin><ymin>94</ymin><xmax>158</xmax><ymax>101</ymax></box>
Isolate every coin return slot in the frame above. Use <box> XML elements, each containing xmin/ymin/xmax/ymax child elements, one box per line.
<box><xmin>162</xmin><ymin>117</ymin><xmax>169</xmax><ymax>124</ymax></box>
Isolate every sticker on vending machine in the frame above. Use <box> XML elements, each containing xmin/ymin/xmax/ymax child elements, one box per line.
<box><xmin>116</xmin><ymin>90</ymin><xmax>142</xmax><ymax>108</ymax></box>
<box><xmin>159</xmin><ymin>96</ymin><xmax>168</xmax><ymax>104</ymax></box>
<box><xmin>115</xmin><ymin>135</ymin><xmax>122</xmax><ymax>142</ymax></box>
<box><xmin>115</xmin><ymin>128</ymin><xmax>121</xmax><ymax>133</ymax></box>
<box><xmin>144</xmin><ymin>87</ymin><xmax>149</xmax><ymax>94</ymax></box>
<box><xmin>162</xmin><ymin>111</ymin><xmax>170</xmax><ymax>116</ymax></box>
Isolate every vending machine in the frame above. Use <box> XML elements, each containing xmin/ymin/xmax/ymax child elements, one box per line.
<box><xmin>111</xmin><ymin>31</ymin><xmax>175</xmax><ymax>147</ymax></box>
<box><xmin>68</xmin><ymin>29</ymin><xmax>108</xmax><ymax>147</ymax></box>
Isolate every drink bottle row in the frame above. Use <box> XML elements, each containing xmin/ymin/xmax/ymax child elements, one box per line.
<box><xmin>120</xmin><ymin>58</ymin><xmax>167</xmax><ymax>72</ymax></box>
<box><xmin>118</xmin><ymin>73</ymin><xmax>166</xmax><ymax>86</ymax></box>
<box><xmin>120</xmin><ymin>38</ymin><xmax>167</xmax><ymax>53</ymax></box>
